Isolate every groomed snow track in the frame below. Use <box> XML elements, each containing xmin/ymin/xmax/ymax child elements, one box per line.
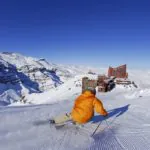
<box><xmin>1</xmin><ymin>96</ymin><xmax>150</xmax><ymax>150</ymax></box>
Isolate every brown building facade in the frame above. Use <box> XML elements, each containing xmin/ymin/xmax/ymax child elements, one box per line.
<box><xmin>108</xmin><ymin>64</ymin><xmax>128</xmax><ymax>78</ymax></box>
<box><xmin>82</xmin><ymin>75</ymin><xmax>115</xmax><ymax>93</ymax></box>
<box><xmin>82</xmin><ymin>77</ymin><xmax>97</xmax><ymax>93</ymax></box>
<box><xmin>97</xmin><ymin>75</ymin><xmax>108</xmax><ymax>92</ymax></box>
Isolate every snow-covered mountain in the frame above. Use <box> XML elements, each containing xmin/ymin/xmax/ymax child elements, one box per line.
<box><xmin>1</xmin><ymin>52</ymin><xmax>150</xmax><ymax>107</ymax></box>
<box><xmin>0</xmin><ymin>52</ymin><xmax>101</xmax><ymax>105</ymax></box>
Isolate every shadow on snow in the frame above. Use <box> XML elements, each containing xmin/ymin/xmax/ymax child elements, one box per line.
<box><xmin>91</xmin><ymin>104</ymin><xmax>130</xmax><ymax>123</ymax></box>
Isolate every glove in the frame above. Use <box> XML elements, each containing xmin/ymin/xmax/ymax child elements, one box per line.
<box><xmin>103</xmin><ymin>112</ymin><xmax>108</xmax><ymax>117</ymax></box>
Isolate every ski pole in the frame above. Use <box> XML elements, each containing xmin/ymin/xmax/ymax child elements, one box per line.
<box><xmin>104</xmin><ymin>118</ymin><xmax>115</xmax><ymax>135</ymax></box>
<box><xmin>91</xmin><ymin>119</ymin><xmax>103</xmax><ymax>137</ymax></box>
<box><xmin>91</xmin><ymin>115</ymin><xmax>110</xmax><ymax>137</ymax></box>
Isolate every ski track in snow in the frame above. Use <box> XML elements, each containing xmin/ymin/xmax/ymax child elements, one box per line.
<box><xmin>1</xmin><ymin>96</ymin><xmax>150</xmax><ymax>150</ymax></box>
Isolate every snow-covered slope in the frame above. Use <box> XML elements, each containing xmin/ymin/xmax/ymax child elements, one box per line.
<box><xmin>1</xmin><ymin>52</ymin><xmax>150</xmax><ymax>106</ymax></box>
<box><xmin>1</xmin><ymin>78</ymin><xmax>150</xmax><ymax>150</ymax></box>
<box><xmin>1</xmin><ymin>52</ymin><xmax>150</xmax><ymax>149</ymax></box>
<box><xmin>0</xmin><ymin>52</ymin><xmax>101</xmax><ymax>105</ymax></box>
<box><xmin>20</xmin><ymin>68</ymin><xmax>150</xmax><ymax>105</ymax></box>
<box><xmin>25</xmin><ymin>74</ymin><xmax>99</xmax><ymax>104</ymax></box>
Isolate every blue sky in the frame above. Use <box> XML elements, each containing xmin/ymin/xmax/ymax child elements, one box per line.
<box><xmin>0</xmin><ymin>0</ymin><xmax>150</xmax><ymax>69</ymax></box>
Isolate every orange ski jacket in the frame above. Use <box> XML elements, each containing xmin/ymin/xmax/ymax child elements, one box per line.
<box><xmin>71</xmin><ymin>91</ymin><xmax>108</xmax><ymax>124</ymax></box>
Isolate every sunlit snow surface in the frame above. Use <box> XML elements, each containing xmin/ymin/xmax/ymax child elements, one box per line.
<box><xmin>1</xmin><ymin>53</ymin><xmax>150</xmax><ymax>150</ymax></box>
<box><xmin>1</xmin><ymin>71</ymin><xmax>150</xmax><ymax>150</ymax></box>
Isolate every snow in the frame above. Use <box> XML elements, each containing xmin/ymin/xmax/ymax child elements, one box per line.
<box><xmin>1</xmin><ymin>52</ymin><xmax>150</xmax><ymax>149</ymax></box>
<box><xmin>1</xmin><ymin>86</ymin><xmax>150</xmax><ymax>150</ymax></box>
<box><xmin>25</xmin><ymin>74</ymin><xmax>98</xmax><ymax>104</ymax></box>
<box><xmin>0</xmin><ymin>69</ymin><xmax>150</xmax><ymax>150</ymax></box>
<box><xmin>0</xmin><ymin>52</ymin><xmax>101</xmax><ymax>105</ymax></box>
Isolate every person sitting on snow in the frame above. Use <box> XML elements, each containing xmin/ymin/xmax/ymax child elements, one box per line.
<box><xmin>50</xmin><ymin>87</ymin><xmax>108</xmax><ymax>125</ymax></box>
